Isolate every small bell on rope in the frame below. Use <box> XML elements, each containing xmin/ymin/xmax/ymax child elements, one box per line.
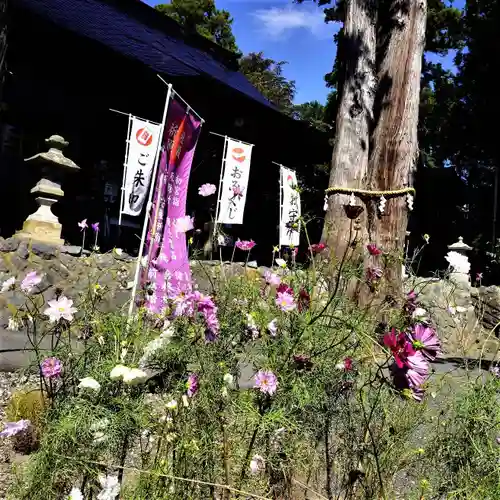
<box><xmin>378</xmin><ymin>195</ymin><xmax>387</xmax><ymax>215</ymax></box>
<box><xmin>323</xmin><ymin>194</ymin><xmax>329</xmax><ymax>212</ymax></box>
<box><xmin>406</xmin><ymin>193</ymin><xmax>414</xmax><ymax>211</ymax></box>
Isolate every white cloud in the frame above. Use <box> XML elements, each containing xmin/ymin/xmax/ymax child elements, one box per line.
<box><xmin>252</xmin><ymin>4</ymin><xmax>335</xmax><ymax>40</ymax></box>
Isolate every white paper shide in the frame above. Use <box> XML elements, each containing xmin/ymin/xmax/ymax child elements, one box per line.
<box><xmin>122</xmin><ymin>117</ymin><xmax>161</xmax><ymax>216</ymax></box>
<box><xmin>217</xmin><ymin>138</ymin><xmax>253</xmax><ymax>225</ymax></box>
<box><xmin>279</xmin><ymin>166</ymin><xmax>301</xmax><ymax>247</ymax></box>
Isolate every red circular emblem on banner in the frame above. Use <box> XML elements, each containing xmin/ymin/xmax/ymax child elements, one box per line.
<box><xmin>136</xmin><ymin>128</ymin><xmax>154</xmax><ymax>146</ymax></box>
<box><xmin>232</xmin><ymin>147</ymin><xmax>246</xmax><ymax>163</ymax></box>
<box><xmin>287</xmin><ymin>174</ymin><xmax>294</xmax><ymax>186</ymax></box>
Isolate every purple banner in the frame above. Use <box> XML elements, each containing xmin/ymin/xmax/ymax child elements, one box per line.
<box><xmin>141</xmin><ymin>99</ymin><xmax>202</xmax><ymax>314</ymax></box>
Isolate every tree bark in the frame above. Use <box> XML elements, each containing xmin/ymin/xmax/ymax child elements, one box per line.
<box><xmin>322</xmin><ymin>0</ymin><xmax>377</xmax><ymax>260</ymax></box>
<box><xmin>367</xmin><ymin>0</ymin><xmax>427</xmax><ymax>298</ymax></box>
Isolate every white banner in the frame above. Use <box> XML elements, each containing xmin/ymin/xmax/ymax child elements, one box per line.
<box><xmin>121</xmin><ymin>117</ymin><xmax>161</xmax><ymax>217</ymax></box>
<box><xmin>216</xmin><ymin>138</ymin><xmax>253</xmax><ymax>225</ymax></box>
<box><xmin>279</xmin><ymin>166</ymin><xmax>301</xmax><ymax>247</ymax></box>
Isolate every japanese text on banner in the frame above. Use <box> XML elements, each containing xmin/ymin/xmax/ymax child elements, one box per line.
<box><xmin>217</xmin><ymin>138</ymin><xmax>253</xmax><ymax>225</ymax></box>
<box><xmin>122</xmin><ymin>117</ymin><xmax>161</xmax><ymax>217</ymax></box>
<box><xmin>279</xmin><ymin>166</ymin><xmax>301</xmax><ymax>247</ymax></box>
<box><xmin>140</xmin><ymin>99</ymin><xmax>202</xmax><ymax>314</ymax></box>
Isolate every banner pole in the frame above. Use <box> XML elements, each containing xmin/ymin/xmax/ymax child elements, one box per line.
<box><xmin>214</xmin><ymin>135</ymin><xmax>228</xmax><ymax>249</ymax></box>
<box><xmin>119</xmin><ymin>114</ymin><xmax>133</xmax><ymax>227</ymax></box>
<box><xmin>127</xmin><ymin>84</ymin><xmax>173</xmax><ymax>320</ymax></box>
<box><xmin>278</xmin><ymin>165</ymin><xmax>283</xmax><ymax>250</ymax></box>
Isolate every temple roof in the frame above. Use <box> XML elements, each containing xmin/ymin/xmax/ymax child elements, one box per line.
<box><xmin>17</xmin><ymin>0</ymin><xmax>275</xmax><ymax>109</ymax></box>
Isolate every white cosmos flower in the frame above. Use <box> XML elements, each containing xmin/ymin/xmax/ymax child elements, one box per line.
<box><xmin>249</xmin><ymin>454</ymin><xmax>265</xmax><ymax>474</ymax></box>
<box><xmin>109</xmin><ymin>364</ymin><xmax>130</xmax><ymax>381</ymax></box>
<box><xmin>267</xmin><ymin>318</ymin><xmax>278</xmax><ymax>336</ymax></box>
<box><xmin>97</xmin><ymin>475</ymin><xmax>120</xmax><ymax>500</ymax></box>
<box><xmin>223</xmin><ymin>373</ymin><xmax>234</xmax><ymax>388</ymax></box>
<box><xmin>412</xmin><ymin>307</ymin><xmax>428</xmax><ymax>322</ymax></box>
<box><xmin>78</xmin><ymin>377</ymin><xmax>101</xmax><ymax>392</ymax></box>
<box><xmin>122</xmin><ymin>368</ymin><xmax>148</xmax><ymax>386</ymax></box>
<box><xmin>44</xmin><ymin>296</ymin><xmax>78</xmax><ymax>323</ymax></box>
<box><xmin>275</xmin><ymin>258</ymin><xmax>287</xmax><ymax>268</ymax></box>
<box><xmin>7</xmin><ymin>317</ymin><xmax>20</xmax><ymax>331</ymax></box>
<box><xmin>448</xmin><ymin>304</ymin><xmax>467</xmax><ymax>315</ymax></box>
<box><xmin>67</xmin><ymin>487</ymin><xmax>83</xmax><ymax>500</ymax></box>
<box><xmin>166</xmin><ymin>399</ymin><xmax>178</xmax><ymax>410</ymax></box>
<box><xmin>1</xmin><ymin>277</ymin><xmax>15</xmax><ymax>292</ymax></box>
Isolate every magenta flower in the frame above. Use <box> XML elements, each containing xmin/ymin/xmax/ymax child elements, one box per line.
<box><xmin>277</xmin><ymin>283</ymin><xmax>294</xmax><ymax>295</ymax></box>
<box><xmin>275</xmin><ymin>291</ymin><xmax>296</xmax><ymax>312</ymax></box>
<box><xmin>41</xmin><ymin>357</ymin><xmax>62</xmax><ymax>379</ymax></box>
<box><xmin>264</xmin><ymin>271</ymin><xmax>281</xmax><ymax>286</ymax></box>
<box><xmin>367</xmin><ymin>244</ymin><xmax>382</xmax><ymax>256</ymax></box>
<box><xmin>310</xmin><ymin>242</ymin><xmax>326</xmax><ymax>254</ymax></box>
<box><xmin>91</xmin><ymin>222</ymin><xmax>99</xmax><ymax>232</ymax></box>
<box><xmin>0</xmin><ymin>419</ymin><xmax>31</xmax><ymax>438</ymax></box>
<box><xmin>383</xmin><ymin>329</ymin><xmax>415</xmax><ymax>369</ymax></box>
<box><xmin>410</xmin><ymin>324</ymin><xmax>441</xmax><ymax>361</ymax></box>
<box><xmin>78</xmin><ymin>219</ymin><xmax>88</xmax><ymax>231</ymax></box>
<box><xmin>235</xmin><ymin>239</ymin><xmax>256</xmax><ymax>251</ymax></box>
<box><xmin>20</xmin><ymin>271</ymin><xmax>42</xmax><ymax>293</ymax></box>
<box><xmin>254</xmin><ymin>370</ymin><xmax>278</xmax><ymax>395</ymax></box>
<box><xmin>198</xmin><ymin>183</ymin><xmax>217</xmax><ymax>197</ymax></box>
<box><xmin>186</xmin><ymin>373</ymin><xmax>199</xmax><ymax>397</ymax></box>
<box><xmin>476</xmin><ymin>272</ymin><xmax>483</xmax><ymax>282</ymax></box>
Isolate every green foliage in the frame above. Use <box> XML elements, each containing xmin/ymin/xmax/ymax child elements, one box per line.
<box><xmin>6</xmin><ymin>389</ymin><xmax>47</xmax><ymax>428</ymax></box>
<box><xmin>155</xmin><ymin>0</ymin><xmax>239</xmax><ymax>53</ymax></box>
<box><xmin>425</xmin><ymin>377</ymin><xmax>500</xmax><ymax>498</ymax></box>
<box><xmin>4</xmin><ymin>250</ymin><xmax>499</xmax><ymax>499</ymax></box>
<box><xmin>293</xmin><ymin>100</ymin><xmax>333</xmax><ymax>133</ymax></box>
<box><xmin>239</xmin><ymin>52</ymin><xmax>296</xmax><ymax>114</ymax></box>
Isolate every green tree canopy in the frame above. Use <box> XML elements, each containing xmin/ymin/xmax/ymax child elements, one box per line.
<box><xmin>239</xmin><ymin>52</ymin><xmax>296</xmax><ymax>114</ymax></box>
<box><xmin>155</xmin><ymin>0</ymin><xmax>239</xmax><ymax>53</ymax></box>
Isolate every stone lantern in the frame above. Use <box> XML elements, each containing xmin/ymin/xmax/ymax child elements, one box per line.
<box><xmin>445</xmin><ymin>236</ymin><xmax>473</xmax><ymax>290</ymax></box>
<box><xmin>16</xmin><ymin>135</ymin><xmax>80</xmax><ymax>246</ymax></box>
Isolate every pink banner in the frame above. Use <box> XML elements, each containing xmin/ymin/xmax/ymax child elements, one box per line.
<box><xmin>141</xmin><ymin>99</ymin><xmax>202</xmax><ymax>314</ymax></box>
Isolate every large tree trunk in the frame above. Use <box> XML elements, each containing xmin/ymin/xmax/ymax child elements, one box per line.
<box><xmin>322</xmin><ymin>0</ymin><xmax>377</xmax><ymax>260</ymax></box>
<box><xmin>367</xmin><ymin>0</ymin><xmax>427</xmax><ymax>298</ymax></box>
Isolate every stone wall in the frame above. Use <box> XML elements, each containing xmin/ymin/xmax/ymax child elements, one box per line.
<box><xmin>0</xmin><ymin>237</ymin><xmax>136</xmax><ymax>370</ymax></box>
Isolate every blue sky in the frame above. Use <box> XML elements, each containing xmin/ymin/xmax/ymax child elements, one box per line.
<box><xmin>144</xmin><ymin>0</ymin><xmax>464</xmax><ymax>105</ymax></box>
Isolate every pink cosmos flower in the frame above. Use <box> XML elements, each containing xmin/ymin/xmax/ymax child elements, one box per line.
<box><xmin>78</xmin><ymin>219</ymin><xmax>88</xmax><ymax>231</ymax></box>
<box><xmin>235</xmin><ymin>239</ymin><xmax>256</xmax><ymax>251</ymax></box>
<box><xmin>0</xmin><ymin>419</ymin><xmax>31</xmax><ymax>438</ymax></box>
<box><xmin>254</xmin><ymin>370</ymin><xmax>278</xmax><ymax>395</ymax></box>
<box><xmin>173</xmin><ymin>216</ymin><xmax>194</xmax><ymax>235</ymax></box>
<box><xmin>476</xmin><ymin>272</ymin><xmax>483</xmax><ymax>282</ymax></box>
<box><xmin>41</xmin><ymin>357</ymin><xmax>62</xmax><ymax>379</ymax></box>
<box><xmin>186</xmin><ymin>373</ymin><xmax>199</xmax><ymax>397</ymax></box>
<box><xmin>20</xmin><ymin>271</ymin><xmax>42</xmax><ymax>293</ymax></box>
<box><xmin>367</xmin><ymin>244</ymin><xmax>382</xmax><ymax>256</ymax></box>
<box><xmin>264</xmin><ymin>271</ymin><xmax>281</xmax><ymax>286</ymax></box>
<box><xmin>410</xmin><ymin>324</ymin><xmax>441</xmax><ymax>361</ymax></box>
<box><xmin>275</xmin><ymin>291</ymin><xmax>296</xmax><ymax>312</ymax></box>
<box><xmin>366</xmin><ymin>267</ymin><xmax>383</xmax><ymax>282</ymax></box>
<box><xmin>405</xmin><ymin>351</ymin><xmax>429</xmax><ymax>388</ymax></box>
<box><xmin>91</xmin><ymin>222</ymin><xmax>99</xmax><ymax>232</ymax></box>
<box><xmin>198</xmin><ymin>183</ymin><xmax>217</xmax><ymax>197</ymax></box>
